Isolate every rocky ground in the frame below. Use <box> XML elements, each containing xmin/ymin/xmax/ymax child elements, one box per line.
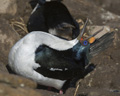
<box><xmin>0</xmin><ymin>0</ymin><xmax>120</xmax><ymax>96</ymax></box>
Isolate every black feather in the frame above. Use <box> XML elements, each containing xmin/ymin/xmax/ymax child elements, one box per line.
<box><xmin>27</xmin><ymin>1</ymin><xmax>80</xmax><ymax>39</ymax></box>
<box><xmin>90</xmin><ymin>32</ymin><xmax>114</xmax><ymax>57</ymax></box>
<box><xmin>34</xmin><ymin>43</ymin><xmax>89</xmax><ymax>80</ymax></box>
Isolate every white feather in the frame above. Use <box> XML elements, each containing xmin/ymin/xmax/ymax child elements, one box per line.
<box><xmin>31</xmin><ymin>3</ymin><xmax>40</xmax><ymax>14</ymax></box>
<box><xmin>8</xmin><ymin>31</ymin><xmax>78</xmax><ymax>89</ymax></box>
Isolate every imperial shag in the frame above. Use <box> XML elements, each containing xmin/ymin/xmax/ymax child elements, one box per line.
<box><xmin>27</xmin><ymin>0</ymin><xmax>80</xmax><ymax>40</ymax></box>
<box><xmin>8</xmin><ymin>19</ymin><xmax>114</xmax><ymax>94</ymax></box>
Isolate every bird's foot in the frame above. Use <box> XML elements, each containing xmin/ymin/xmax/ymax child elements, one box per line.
<box><xmin>59</xmin><ymin>90</ymin><xmax>63</xmax><ymax>94</ymax></box>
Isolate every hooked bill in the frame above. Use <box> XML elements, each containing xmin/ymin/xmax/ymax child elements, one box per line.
<box><xmin>77</xmin><ymin>18</ymin><xmax>104</xmax><ymax>46</ymax></box>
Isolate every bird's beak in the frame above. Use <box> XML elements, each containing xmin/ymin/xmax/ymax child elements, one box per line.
<box><xmin>77</xmin><ymin>18</ymin><xmax>104</xmax><ymax>44</ymax></box>
<box><xmin>77</xmin><ymin>18</ymin><xmax>89</xmax><ymax>40</ymax></box>
<box><xmin>85</xmin><ymin>27</ymin><xmax>104</xmax><ymax>41</ymax></box>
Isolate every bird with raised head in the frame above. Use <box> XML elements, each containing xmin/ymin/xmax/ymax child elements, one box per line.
<box><xmin>8</xmin><ymin>19</ymin><xmax>114</xmax><ymax>94</ymax></box>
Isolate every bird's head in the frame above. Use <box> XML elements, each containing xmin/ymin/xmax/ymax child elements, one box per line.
<box><xmin>48</xmin><ymin>22</ymin><xmax>75</xmax><ymax>40</ymax></box>
<box><xmin>73</xmin><ymin>18</ymin><xmax>104</xmax><ymax>66</ymax></box>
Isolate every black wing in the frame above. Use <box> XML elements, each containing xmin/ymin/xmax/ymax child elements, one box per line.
<box><xmin>34</xmin><ymin>45</ymin><xmax>85</xmax><ymax>80</ymax></box>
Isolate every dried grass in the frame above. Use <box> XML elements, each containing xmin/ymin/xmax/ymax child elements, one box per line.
<box><xmin>10</xmin><ymin>17</ymin><xmax>28</xmax><ymax>36</ymax></box>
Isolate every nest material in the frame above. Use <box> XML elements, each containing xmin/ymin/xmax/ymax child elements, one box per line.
<box><xmin>10</xmin><ymin>17</ymin><xmax>28</xmax><ymax>37</ymax></box>
<box><xmin>9</xmin><ymin>17</ymin><xmax>95</xmax><ymax>96</ymax></box>
<box><xmin>9</xmin><ymin>17</ymin><xmax>90</xmax><ymax>38</ymax></box>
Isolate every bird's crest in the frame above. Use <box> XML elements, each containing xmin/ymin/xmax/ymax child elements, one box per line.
<box><xmin>77</xmin><ymin>18</ymin><xmax>104</xmax><ymax>46</ymax></box>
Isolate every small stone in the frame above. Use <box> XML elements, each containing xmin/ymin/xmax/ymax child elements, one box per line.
<box><xmin>116</xmin><ymin>63</ymin><xmax>119</xmax><ymax>65</ymax></box>
<box><xmin>115</xmin><ymin>28</ymin><xmax>119</xmax><ymax>31</ymax></box>
<box><xmin>20</xmin><ymin>83</ymin><xmax>25</xmax><ymax>87</ymax></box>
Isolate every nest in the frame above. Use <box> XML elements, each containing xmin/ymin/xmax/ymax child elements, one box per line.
<box><xmin>10</xmin><ymin>17</ymin><xmax>28</xmax><ymax>37</ymax></box>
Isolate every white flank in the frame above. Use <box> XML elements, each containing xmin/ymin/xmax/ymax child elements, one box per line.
<box><xmin>8</xmin><ymin>31</ymin><xmax>78</xmax><ymax>90</ymax></box>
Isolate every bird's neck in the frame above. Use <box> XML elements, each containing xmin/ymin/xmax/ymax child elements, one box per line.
<box><xmin>27</xmin><ymin>31</ymin><xmax>79</xmax><ymax>51</ymax></box>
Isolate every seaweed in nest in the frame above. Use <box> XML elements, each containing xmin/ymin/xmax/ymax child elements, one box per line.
<box><xmin>10</xmin><ymin>17</ymin><xmax>28</xmax><ymax>37</ymax></box>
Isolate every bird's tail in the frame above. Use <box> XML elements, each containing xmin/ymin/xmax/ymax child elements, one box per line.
<box><xmin>89</xmin><ymin>31</ymin><xmax>115</xmax><ymax>57</ymax></box>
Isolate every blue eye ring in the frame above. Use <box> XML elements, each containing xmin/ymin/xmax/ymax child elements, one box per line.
<box><xmin>82</xmin><ymin>40</ymin><xmax>89</xmax><ymax>46</ymax></box>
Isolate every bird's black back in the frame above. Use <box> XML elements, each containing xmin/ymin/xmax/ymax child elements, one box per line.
<box><xmin>34</xmin><ymin>45</ymin><xmax>86</xmax><ymax>80</ymax></box>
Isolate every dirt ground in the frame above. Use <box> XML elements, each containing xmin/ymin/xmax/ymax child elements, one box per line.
<box><xmin>1</xmin><ymin>0</ymin><xmax>120</xmax><ymax>96</ymax></box>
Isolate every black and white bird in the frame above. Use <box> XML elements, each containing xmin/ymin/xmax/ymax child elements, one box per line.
<box><xmin>27</xmin><ymin>0</ymin><xmax>79</xmax><ymax>40</ymax></box>
<box><xmin>8</xmin><ymin>19</ymin><xmax>114</xmax><ymax>94</ymax></box>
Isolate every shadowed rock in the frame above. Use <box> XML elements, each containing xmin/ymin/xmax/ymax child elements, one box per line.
<box><xmin>0</xmin><ymin>18</ymin><xmax>20</xmax><ymax>65</ymax></box>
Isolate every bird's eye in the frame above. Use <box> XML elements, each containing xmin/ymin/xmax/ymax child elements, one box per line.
<box><xmin>83</xmin><ymin>40</ymin><xmax>89</xmax><ymax>46</ymax></box>
<box><xmin>80</xmin><ymin>40</ymin><xmax>89</xmax><ymax>46</ymax></box>
<box><xmin>80</xmin><ymin>38</ymin><xmax>89</xmax><ymax>46</ymax></box>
